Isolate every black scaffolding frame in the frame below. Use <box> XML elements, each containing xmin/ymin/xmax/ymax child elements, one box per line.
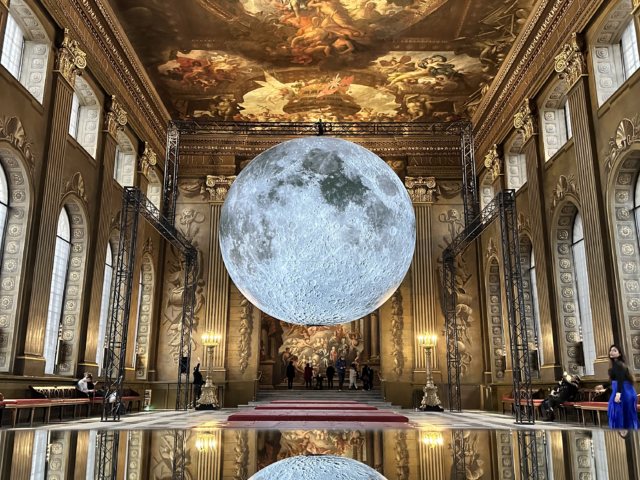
<box><xmin>443</xmin><ymin>189</ymin><xmax>535</xmax><ymax>425</ymax></box>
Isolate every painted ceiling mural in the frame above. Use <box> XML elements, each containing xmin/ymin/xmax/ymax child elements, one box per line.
<box><xmin>108</xmin><ymin>0</ymin><xmax>535</xmax><ymax>122</ymax></box>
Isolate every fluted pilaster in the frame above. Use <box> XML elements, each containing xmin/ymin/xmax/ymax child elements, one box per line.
<box><xmin>516</xmin><ymin>100</ymin><xmax>560</xmax><ymax>373</ymax></box>
<box><xmin>565</xmin><ymin>77</ymin><xmax>616</xmax><ymax>366</ymax></box>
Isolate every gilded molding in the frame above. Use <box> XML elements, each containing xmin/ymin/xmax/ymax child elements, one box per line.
<box><xmin>233</xmin><ymin>430</ymin><xmax>249</xmax><ymax>480</ymax></box>
<box><xmin>0</xmin><ymin>115</ymin><xmax>35</xmax><ymax>173</ymax></box>
<box><xmin>238</xmin><ymin>296</ymin><xmax>253</xmax><ymax>374</ymax></box>
<box><xmin>484</xmin><ymin>144</ymin><xmax>502</xmax><ymax>180</ymax></box>
<box><xmin>550</xmin><ymin>174</ymin><xmax>579</xmax><ymax>214</ymax></box>
<box><xmin>139</xmin><ymin>142</ymin><xmax>157</xmax><ymax>179</ymax></box>
<box><xmin>604</xmin><ymin>115</ymin><xmax>640</xmax><ymax>173</ymax></box>
<box><xmin>104</xmin><ymin>95</ymin><xmax>128</xmax><ymax>138</ymax></box>
<box><xmin>405</xmin><ymin>176</ymin><xmax>436</xmax><ymax>203</ymax></box>
<box><xmin>206</xmin><ymin>175</ymin><xmax>236</xmax><ymax>202</ymax></box>
<box><xmin>390</xmin><ymin>288</ymin><xmax>404</xmax><ymax>377</ymax></box>
<box><xmin>395</xmin><ymin>431</ymin><xmax>409</xmax><ymax>480</ymax></box>
<box><xmin>513</xmin><ymin>99</ymin><xmax>538</xmax><ymax>144</ymax></box>
<box><xmin>54</xmin><ymin>29</ymin><xmax>87</xmax><ymax>86</ymax></box>
<box><xmin>554</xmin><ymin>33</ymin><xmax>588</xmax><ymax>89</ymax></box>
<box><xmin>61</xmin><ymin>172</ymin><xmax>88</xmax><ymax>207</ymax></box>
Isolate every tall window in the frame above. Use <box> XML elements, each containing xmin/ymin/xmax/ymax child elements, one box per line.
<box><xmin>30</xmin><ymin>431</ymin><xmax>48</xmax><ymax>480</ymax></box>
<box><xmin>69</xmin><ymin>93</ymin><xmax>81</xmax><ymax>139</ymax></box>
<box><xmin>43</xmin><ymin>209</ymin><xmax>72</xmax><ymax>374</ymax></box>
<box><xmin>85</xmin><ymin>430</ymin><xmax>98</xmax><ymax>480</ymax></box>
<box><xmin>529</xmin><ymin>250</ymin><xmax>543</xmax><ymax>364</ymax></box>
<box><xmin>96</xmin><ymin>243</ymin><xmax>114</xmax><ymax>375</ymax></box>
<box><xmin>563</xmin><ymin>102</ymin><xmax>572</xmax><ymax>140</ymax></box>
<box><xmin>1</xmin><ymin>14</ymin><xmax>24</xmax><ymax>79</ymax></box>
<box><xmin>621</xmin><ymin>21</ymin><xmax>640</xmax><ymax>81</ymax></box>
<box><xmin>571</xmin><ymin>212</ymin><xmax>596</xmax><ymax>375</ymax></box>
<box><xmin>0</xmin><ymin>164</ymin><xmax>9</xmax><ymax>251</ymax></box>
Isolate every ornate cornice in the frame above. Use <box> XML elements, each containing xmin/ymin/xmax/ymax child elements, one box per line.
<box><xmin>484</xmin><ymin>144</ymin><xmax>502</xmax><ymax>180</ymax></box>
<box><xmin>405</xmin><ymin>176</ymin><xmax>437</xmax><ymax>203</ymax></box>
<box><xmin>139</xmin><ymin>142</ymin><xmax>157</xmax><ymax>179</ymax></box>
<box><xmin>104</xmin><ymin>95</ymin><xmax>127</xmax><ymax>138</ymax></box>
<box><xmin>514</xmin><ymin>99</ymin><xmax>538</xmax><ymax>144</ymax></box>
<box><xmin>54</xmin><ymin>29</ymin><xmax>87</xmax><ymax>87</ymax></box>
<box><xmin>475</xmin><ymin>0</ymin><xmax>601</xmax><ymax>152</ymax></box>
<box><xmin>554</xmin><ymin>33</ymin><xmax>588</xmax><ymax>90</ymax></box>
<box><xmin>206</xmin><ymin>175</ymin><xmax>235</xmax><ymax>202</ymax></box>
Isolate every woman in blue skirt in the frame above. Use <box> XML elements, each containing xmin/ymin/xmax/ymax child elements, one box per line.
<box><xmin>596</xmin><ymin>345</ymin><xmax>638</xmax><ymax>429</ymax></box>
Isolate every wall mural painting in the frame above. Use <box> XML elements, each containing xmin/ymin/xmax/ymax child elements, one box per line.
<box><xmin>435</xmin><ymin>208</ymin><xmax>475</xmax><ymax>376</ymax></box>
<box><xmin>257</xmin><ymin>429</ymin><xmax>368</xmax><ymax>469</ymax></box>
<box><xmin>108</xmin><ymin>0</ymin><xmax>535</xmax><ymax>121</ymax></box>
<box><xmin>274</xmin><ymin>314</ymin><xmax>364</xmax><ymax>384</ymax></box>
<box><xmin>163</xmin><ymin>208</ymin><xmax>207</xmax><ymax>364</ymax></box>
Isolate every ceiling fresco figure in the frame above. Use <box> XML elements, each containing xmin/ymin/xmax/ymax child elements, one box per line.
<box><xmin>108</xmin><ymin>0</ymin><xmax>536</xmax><ymax>121</ymax></box>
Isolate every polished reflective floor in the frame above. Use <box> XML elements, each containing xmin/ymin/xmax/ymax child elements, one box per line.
<box><xmin>1</xmin><ymin>426</ymin><xmax>639</xmax><ymax>479</ymax></box>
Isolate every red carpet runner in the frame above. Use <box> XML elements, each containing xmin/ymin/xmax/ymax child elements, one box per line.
<box><xmin>227</xmin><ymin>401</ymin><xmax>408</xmax><ymax>423</ymax></box>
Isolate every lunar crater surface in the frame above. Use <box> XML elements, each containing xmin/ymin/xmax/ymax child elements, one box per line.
<box><xmin>249</xmin><ymin>454</ymin><xmax>387</xmax><ymax>480</ymax></box>
<box><xmin>219</xmin><ymin>137</ymin><xmax>415</xmax><ymax>325</ymax></box>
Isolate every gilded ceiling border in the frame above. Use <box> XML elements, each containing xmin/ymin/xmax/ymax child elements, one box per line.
<box><xmin>474</xmin><ymin>0</ymin><xmax>604</xmax><ymax>157</ymax></box>
<box><xmin>41</xmin><ymin>0</ymin><xmax>168</xmax><ymax>159</ymax></box>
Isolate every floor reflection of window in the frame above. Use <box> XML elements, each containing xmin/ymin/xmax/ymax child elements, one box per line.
<box><xmin>592</xmin><ymin>431</ymin><xmax>609</xmax><ymax>480</ymax></box>
<box><xmin>30</xmin><ymin>431</ymin><xmax>48</xmax><ymax>480</ymax></box>
<box><xmin>85</xmin><ymin>430</ymin><xmax>97</xmax><ymax>480</ymax></box>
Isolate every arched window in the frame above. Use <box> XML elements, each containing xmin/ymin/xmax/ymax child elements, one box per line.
<box><xmin>520</xmin><ymin>235</ymin><xmax>542</xmax><ymax>377</ymax></box>
<box><xmin>529</xmin><ymin>250</ymin><xmax>542</xmax><ymax>362</ymax></box>
<box><xmin>68</xmin><ymin>77</ymin><xmax>100</xmax><ymax>158</ymax></box>
<box><xmin>479</xmin><ymin>172</ymin><xmax>494</xmax><ymax>211</ymax></box>
<box><xmin>591</xmin><ymin>0</ymin><xmax>640</xmax><ymax>106</ymax></box>
<box><xmin>540</xmin><ymin>80</ymin><xmax>570</xmax><ymax>161</ymax></box>
<box><xmin>0</xmin><ymin>163</ymin><xmax>9</xmax><ymax>247</ymax></box>
<box><xmin>44</xmin><ymin>209</ymin><xmax>72</xmax><ymax>374</ymax></box>
<box><xmin>505</xmin><ymin>133</ymin><xmax>527</xmax><ymax>191</ymax></box>
<box><xmin>0</xmin><ymin>3</ymin><xmax>50</xmax><ymax>104</ymax></box>
<box><xmin>96</xmin><ymin>242</ymin><xmax>114</xmax><ymax>375</ymax></box>
<box><xmin>571</xmin><ymin>212</ymin><xmax>596</xmax><ymax>375</ymax></box>
<box><xmin>114</xmin><ymin>131</ymin><xmax>137</xmax><ymax>188</ymax></box>
<box><xmin>148</xmin><ymin>169</ymin><xmax>162</xmax><ymax>211</ymax></box>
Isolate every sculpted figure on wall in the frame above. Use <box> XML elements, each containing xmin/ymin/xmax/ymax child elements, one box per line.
<box><xmin>163</xmin><ymin>208</ymin><xmax>206</xmax><ymax>363</ymax></box>
<box><xmin>436</xmin><ymin>209</ymin><xmax>475</xmax><ymax>375</ymax></box>
<box><xmin>390</xmin><ymin>288</ymin><xmax>404</xmax><ymax>376</ymax></box>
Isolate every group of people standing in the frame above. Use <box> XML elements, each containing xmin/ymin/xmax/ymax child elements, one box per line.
<box><xmin>286</xmin><ymin>355</ymin><xmax>375</xmax><ymax>391</ymax></box>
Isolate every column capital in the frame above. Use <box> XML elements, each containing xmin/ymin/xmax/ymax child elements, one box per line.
<box><xmin>405</xmin><ymin>176</ymin><xmax>437</xmax><ymax>203</ymax></box>
<box><xmin>103</xmin><ymin>95</ymin><xmax>128</xmax><ymax>137</ymax></box>
<box><xmin>514</xmin><ymin>99</ymin><xmax>538</xmax><ymax>144</ymax></box>
<box><xmin>206</xmin><ymin>175</ymin><xmax>236</xmax><ymax>202</ymax></box>
<box><xmin>554</xmin><ymin>33</ymin><xmax>588</xmax><ymax>90</ymax></box>
<box><xmin>139</xmin><ymin>142</ymin><xmax>157</xmax><ymax>180</ymax></box>
<box><xmin>484</xmin><ymin>144</ymin><xmax>503</xmax><ymax>181</ymax></box>
<box><xmin>54</xmin><ymin>29</ymin><xmax>87</xmax><ymax>87</ymax></box>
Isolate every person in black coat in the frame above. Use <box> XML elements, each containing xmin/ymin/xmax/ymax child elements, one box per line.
<box><xmin>540</xmin><ymin>371</ymin><xmax>581</xmax><ymax>421</ymax></box>
<box><xmin>361</xmin><ymin>364</ymin><xmax>372</xmax><ymax>391</ymax></box>
<box><xmin>286</xmin><ymin>361</ymin><xmax>296</xmax><ymax>389</ymax></box>
<box><xmin>192</xmin><ymin>363</ymin><xmax>204</xmax><ymax>406</ymax></box>
<box><xmin>326</xmin><ymin>363</ymin><xmax>336</xmax><ymax>390</ymax></box>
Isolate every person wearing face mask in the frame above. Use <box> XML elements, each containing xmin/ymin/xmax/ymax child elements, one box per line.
<box><xmin>596</xmin><ymin>344</ymin><xmax>638</xmax><ymax>429</ymax></box>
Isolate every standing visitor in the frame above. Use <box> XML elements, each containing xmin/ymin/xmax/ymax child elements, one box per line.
<box><xmin>349</xmin><ymin>363</ymin><xmax>359</xmax><ymax>390</ymax></box>
<box><xmin>361</xmin><ymin>364</ymin><xmax>372</xmax><ymax>391</ymax></box>
<box><xmin>192</xmin><ymin>363</ymin><xmax>204</xmax><ymax>407</ymax></box>
<box><xmin>596</xmin><ymin>345</ymin><xmax>638</xmax><ymax>429</ymax></box>
<box><xmin>336</xmin><ymin>356</ymin><xmax>347</xmax><ymax>391</ymax></box>
<box><xmin>326</xmin><ymin>363</ymin><xmax>336</xmax><ymax>390</ymax></box>
<box><xmin>286</xmin><ymin>361</ymin><xmax>296</xmax><ymax>390</ymax></box>
<box><xmin>304</xmin><ymin>363</ymin><xmax>313</xmax><ymax>390</ymax></box>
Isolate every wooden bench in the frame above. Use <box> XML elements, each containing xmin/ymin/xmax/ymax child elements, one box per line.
<box><xmin>577</xmin><ymin>393</ymin><xmax>640</xmax><ymax>427</ymax></box>
<box><xmin>502</xmin><ymin>389</ymin><xmax>543</xmax><ymax>418</ymax></box>
<box><xmin>86</xmin><ymin>388</ymin><xmax>142</xmax><ymax>415</ymax></box>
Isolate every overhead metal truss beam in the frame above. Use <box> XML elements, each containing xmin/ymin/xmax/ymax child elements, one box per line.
<box><xmin>97</xmin><ymin>187</ymin><xmax>197</xmax><ymax>479</ymax></box>
<box><xmin>443</xmin><ymin>189</ymin><xmax>534</xmax><ymax>423</ymax></box>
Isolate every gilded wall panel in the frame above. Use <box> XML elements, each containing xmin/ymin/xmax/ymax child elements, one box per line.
<box><xmin>226</xmin><ymin>284</ymin><xmax>261</xmax><ymax>381</ymax></box>
<box><xmin>379</xmin><ymin>274</ymin><xmax>413</xmax><ymax>382</ymax></box>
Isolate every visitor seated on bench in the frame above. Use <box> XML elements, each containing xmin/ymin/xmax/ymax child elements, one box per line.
<box><xmin>76</xmin><ymin>373</ymin><xmax>103</xmax><ymax>397</ymax></box>
<box><xmin>540</xmin><ymin>372</ymin><xmax>581</xmax><ymax>421</ymax></box>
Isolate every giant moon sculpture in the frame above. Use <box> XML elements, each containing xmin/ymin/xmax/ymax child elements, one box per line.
<box><xmin>249</xmin><ymin>455</ymin><xmax>387</xmax><ymax>480</ymax></box>
<box><xmin>219</xmin><ymin>137</ymin><xmax>415</xmax><ymax>325</ymax></box>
